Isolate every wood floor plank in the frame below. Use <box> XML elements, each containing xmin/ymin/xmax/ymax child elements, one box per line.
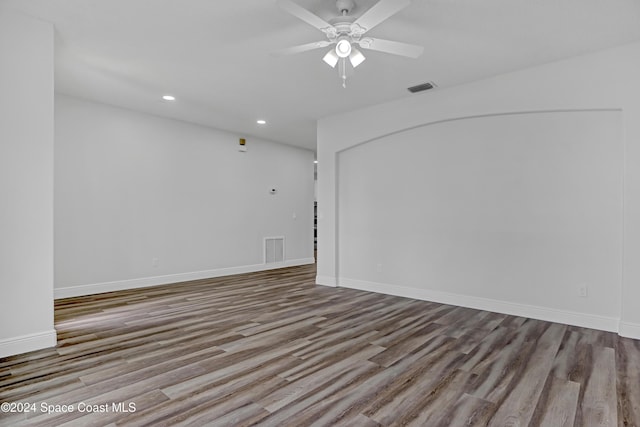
<box><xmin>617</xmin><ymin>337</ymin><xmax>640</xmax><ymax>427</ymax></box>
<box><xmin>433</xmin><ymin>393</ymin><xmax>496</xmax><ymax>427</ymax></box>
<box><xmin>334</xmin><ymin>413</ymin><xmax>380</xmax><ymax>427</ymax></box>
<box><xmin>530</xmin><ymin>376</ymin><xmax>580</xmax><ymax>427</ymax></box>
<box><xmin>261</xmin><ymin>357</ymin><xmax>378</xmax><ymax>413</ymax></box>
<box><xmin>253</xmin><ymin>361</ymin><xmax>381</xmax><ymax>426</ymax></box>
<box><xmin>53</xmin><ymin>389</ymin><xmax>169</xmax><ymax>427</ymax></box>
<box><xmin>581</xmin><ymin>346</ymin><xmax>618</xmax><ymax>426</ymax></box>
<box><xmin>486</xmin><ymin>323</ymin><xmax>566</xmax><ymax>426</ymax></box>
<box><xmin>368</xmin><ymin>323</ymin><xmax>447</xmax><ymax>367</ymax></box>
<box><xmin>119</xmin><ymin>358</ymin><xmax>293</xmax><ymax>426</ymax></box>
<box><xmin>364</xmin><ymin>341</ymin><xmax>467</xmax><ymax>425</ymax></box>
<box><xmin>401</xmin><ymin>369</ymin><xmax>476</xmax><ymax>426</ymax></box>
<box><xmin>1</xmin><ymin>263</ymin><xmax>638</xmax><ymax>426</ymax></box>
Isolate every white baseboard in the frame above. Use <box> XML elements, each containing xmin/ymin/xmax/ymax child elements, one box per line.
<box><xmin>315</xmin><ymin>275</ymin><xmax>337</xmax><ymax>287</ymax></box>
<box><xmin>0</xmin><ymin>330</ymin><xmax>57</xmax><ymax>359</ymax></box>
<box><xmin>619</xmin><ymin>321</ymin><xmax>640</xmax><ymax>340</ymax></box>
<box><xmin>339</xmin><ymin>278</ymin><xmax>620</xmax><ymax>333</ymax></box>
<box><xmin>54</xmin><ymin>258</ymin><xmax>316</xmax><ymax>299</ymax></box>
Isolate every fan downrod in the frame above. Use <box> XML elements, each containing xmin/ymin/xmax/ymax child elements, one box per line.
<box><xmin>335</xmin><ymin>0</ymin><xmax>355</xmax><ymax>15</ymax></box>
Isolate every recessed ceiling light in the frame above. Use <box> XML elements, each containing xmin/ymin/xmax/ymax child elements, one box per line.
<box><xmin>314</xmin><ymin>160</ymin><xmax>318</xmax><ymax>164</ymax></box>
<box><xmin>162</xmin><ymin>95</ymin><xmax>175</xmax><ymax>101</ymax></box>
<box><xmin>257</xmin><ymin>120</ymin><xmax>266</xmax><ymax>125</ymax></box>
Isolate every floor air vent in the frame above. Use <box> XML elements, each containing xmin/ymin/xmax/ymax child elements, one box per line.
<box><xmin>264</xmin><ymin>237</ymin><xmax>284</xmax><ymax>264</ymax></box>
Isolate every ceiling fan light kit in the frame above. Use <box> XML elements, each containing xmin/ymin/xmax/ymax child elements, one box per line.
<box><xmin>349</xmin><ymin>48</ymin><xmax>366</xmax><ymax>67</ymax></box>
<box><xmin>322</xmin><ymin>49</ymin><xmax>340</xmax><ymax>68</ymax></box>
<box><xmin>275</xmin><ymin>0</ymin><xmax>424</xmax><ymax>88</ymax></box>
<box><xmin>335</xmin><ymin>38</ymin><xmax>352</xmax><ymax>58</ymax></box>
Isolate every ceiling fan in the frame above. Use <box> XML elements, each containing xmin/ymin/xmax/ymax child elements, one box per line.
<box><xmin>274</xmin><ymin>0</ymin><xmax>423</xmax><ymax>87</ymax></box>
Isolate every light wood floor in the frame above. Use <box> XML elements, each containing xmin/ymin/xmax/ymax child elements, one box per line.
<box><xmin>1</xmin><ymin>264</ymin><xmax>639</xmax><ymax>426</ymax></box>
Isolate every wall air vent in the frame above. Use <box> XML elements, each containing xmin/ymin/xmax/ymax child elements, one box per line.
<box><xmin>264</xmin><ymin>237</ymin><xmax>285</xmax><ymax>264</ymax></box>
<box><xmin>407</xmin><ymin>82</ymin><xmax>436</xmax><ymax>93</ymax></box>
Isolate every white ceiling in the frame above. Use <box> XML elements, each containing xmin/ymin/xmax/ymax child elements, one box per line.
<box><xmin>3</xmin><ymin>0</ymin><xmax>640</xmax><ymax>151</ymax></box>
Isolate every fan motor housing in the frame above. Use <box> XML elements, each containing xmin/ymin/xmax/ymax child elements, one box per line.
<box><xmin>326</xmin><ymin>17</ymin><xmax>361</xmax><ymax>40</ymax></box>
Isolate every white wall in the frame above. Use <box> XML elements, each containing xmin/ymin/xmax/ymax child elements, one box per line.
<box><xmin>55</xmin><ymin>96</ymin><xmax>314</xmax><ymax>297</ymax></box>
<box><xmin>338</xmin><ymin>111</ymin><xmax>622</xmax><ymax>327</ymax></box>
<box><xmin>0</xmin><ymin>10</ymin><xmax>56</xmax><ymax>357</ymax></box>
<box><xmin>317</xmin><ymin>41</ymin><xmax>640</xmax><ymax>338</ymax></box>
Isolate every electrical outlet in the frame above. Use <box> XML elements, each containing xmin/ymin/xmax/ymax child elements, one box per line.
<box><xmin>152</xmin><ymin>257</ymin><xmax>159</xmax><ymax>268</ymax></box>
<box><xmin>376</xmin><ymin>264</ymin><xmax>383</xmax><ymax>273</ymax></box>
<box><xmin>578</xmin><ymin>284</ymin><xmax>588</xmax><ymax>297</ymax></box>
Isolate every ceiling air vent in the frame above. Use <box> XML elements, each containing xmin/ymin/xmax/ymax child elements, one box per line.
<box><xmin>407</xmin><ymin>82</ymin><xmax>436</xmax><ymax>93</ymax></box>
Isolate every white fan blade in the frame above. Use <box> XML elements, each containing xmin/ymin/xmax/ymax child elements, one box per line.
<box><xmin>358</xmin><ymin>37</ymin><xmax>423</xmax><ymax>58</ymax></box>
<box><xmin>277</xmin><ymin>0</ymin><xmax>333</xmax><ymax>31</ymax></box>
<box><xmin>353</xmin><ymin>0</ymin><xmax>411</xmax><ymax>32</ymax></box>
<box><xmin>272</xmin><ymin>41</ymin><xmax>332</xmax><ymax>56</ymax></box>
